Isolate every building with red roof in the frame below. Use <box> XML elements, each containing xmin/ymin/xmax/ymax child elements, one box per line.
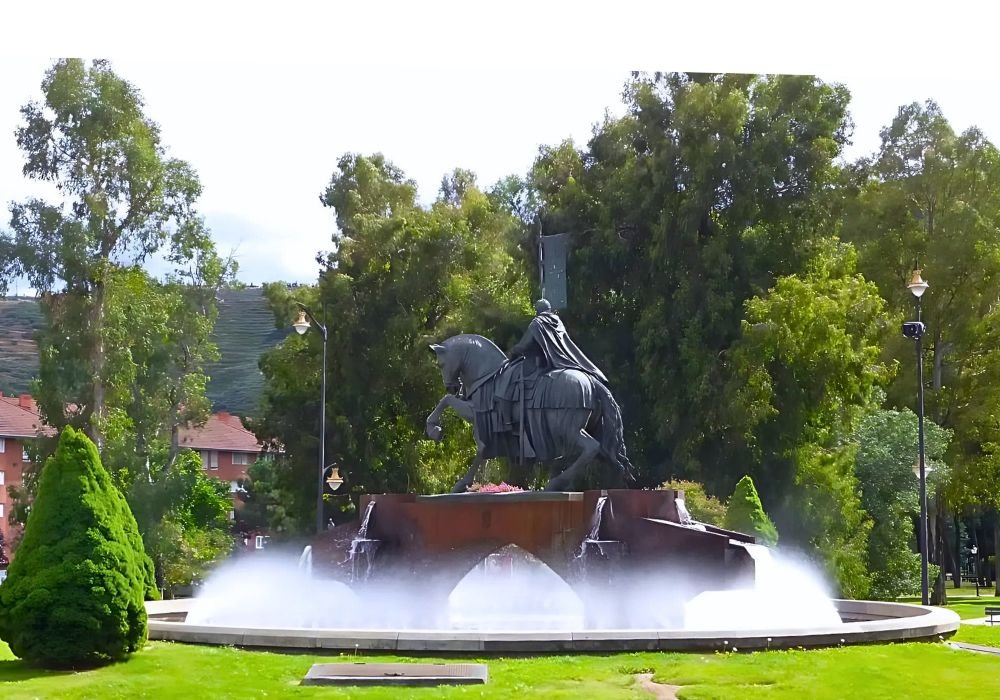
<box><xmin>0</xmin><ymin>395</ymin><xmax>267</xmax><ymax>558</ymax></box>
<box><xmin>178</xmin><ymin>410</ymin><xmax>265</xmax><ymax>496</ymax></box>
<box><xmin>0</xmin><ymin>393</ymin><xmax>49</xmax><ymax>551</ymax></box>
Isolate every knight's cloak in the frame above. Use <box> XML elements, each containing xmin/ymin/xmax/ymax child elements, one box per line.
<box><xmin>513</xmin><ymin>311</ymin><xmax>608</xmax><ymax>383</ymax></box>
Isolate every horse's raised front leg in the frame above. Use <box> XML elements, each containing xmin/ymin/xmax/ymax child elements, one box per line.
<box><xmin>426</xmin><ymin>394</ymin><xmax>475</xmax><ymax>441</ymax></box>
<box><xmin>545</xmin><ymin>429</ymin><xmax>600</xmax><ymax>491</ymax></box>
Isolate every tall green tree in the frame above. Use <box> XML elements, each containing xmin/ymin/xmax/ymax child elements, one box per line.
<box><xmin>254</xmin><ymin>154</ymin><xmax>531</xmax><ymax>525</ymax></box>
<box><xmin>726</xmin><ymin>240</ymin><xmax>891</xmax><ymax>595</ymax></box>
<box><xmin>0</xmin><ymin>59</ymin><xmax>236</xmax><ymax>590</ymax></box>
<box><xmin>852</xmin><ymin>408</ymin><xmax>951</xmax><ymax>599</ymax></box>
<box><xmin>523</xmin><ymin>72</ymin><xmax>853</xmax><ymax>483</ymax></box>
<box><xmin>841</xmin><ymin>100</ymin><xmax>1000</xmax><ymax>592</ymax></box>
<box><xmin>0</xmin><ymin>58</ymin><xmax>226</xmax><ymax>448</ymax></box>
<box><xmin>0</xmin><ymin>427</ymin><xmax>155</xmax><ymax>668</ymax></box>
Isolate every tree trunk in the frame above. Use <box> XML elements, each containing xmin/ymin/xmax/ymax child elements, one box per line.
<box><xmin>932</xmin><ymin>330</ymin><xmax>945</xmax><ymax>392</ymax></box>
<box><xmin>994</xmin><ymin>519</ymin><xmax>1000</xmax><ymax>597</ymax></box>
<box><xmin>930</xmin><ymin>507</ymin><xmax>947</xmax><ymax>605</ymax></box>
<box><xmin>88</xmin><ymin>278</ymin><xmax>107</xmax><ymax>450</ymax></box>
<box><xmin>951</xmin><ymin>515</ymin><xmax>962</xmax><ymax>588</ymax></box>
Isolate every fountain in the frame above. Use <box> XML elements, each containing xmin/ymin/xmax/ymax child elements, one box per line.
<box><xmin>149</xmin><ymin>487</ymin><xmax>960</xmax><ymax>652</ymax></box>
<box><xmin>144</xmin><ymin>305</ymin><xmax>961</xmax><ymax>653</ymax></box>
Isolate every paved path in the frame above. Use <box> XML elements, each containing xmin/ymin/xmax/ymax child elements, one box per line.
<box><xmin>634</xmin><ymin>673</ymin><xmax>682</xmax><ymax>699</ymax></box>
<box><xmin>959</xmin><ymin>616</ymin><xmax>999</xmax><ymax>626</ymax></box>
<box><xmin>949</xmin><ymin>641</ymin><xmax>1000</xmax><ymax>656</ymax></box>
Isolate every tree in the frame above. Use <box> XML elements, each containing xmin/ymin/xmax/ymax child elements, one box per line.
<box><xmin>725</xmin><ymin>239</ymin><xmax>891</xmax><ymax>595</ymax></box>
<box><xmin>0</xmin><ymin>59</ymin><xmax>226</xmax><ymax>447</ymax></box>
<box><xmin>126</xmin><ymin>449</ymin><xmax>232</xmax><ymax>595</ymax></box>
<box><xmin>0</xmin><ymin>427</ymin><xmax>156</xmax><ymax>668</ymax></box>
<box><xmin>439</xmin><ymin>168</ymin><xmax>478</xmax><ymax>205</ymax></box>
<box><xmin>724</xmin><ymin>475</ymin><xmax>778</xmax><ymax>546</ymax></box>
<box><xmin>841</xmin><ymin>100</ymin><xmax>1000</xmax><ymax>593</ymax></box>
<box><xmin>0</xmin><ymin>60</ymin><xmax>236</xmax><ymax>592</ymax></box>
<box><xmin>852</xmin><ymin>408</ymin><xmax>952</xmax><ymax>600</ymax></box>
<box><xmin>0</xmin><ymin>529</ymin><xmax>8</xmax><ymax>567</ymax></box>
<box><xmin>236</xmin><ymin>456</ymin><xmax>311</xmax><ymax>539</ymax></box>
<box><xmin>254</xmin><ymin>154</ymin><xmax>531</xmax><ymax>522</ymax></box>
<box><xmin>521</xmin><ymin>73</ymin><xmax>853</xmax><ymax>484</ymax></box>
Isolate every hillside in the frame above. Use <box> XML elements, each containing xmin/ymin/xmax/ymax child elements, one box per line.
<box><xmin>0</xmin><ymin>299</ymin><xmax>45</xmax><ymax>396</ymax></box>
<box><xmin>0</xmin><ymin>287</ymin><xmax>289</xmax><ymax>415</ymax></box>
<box><xmin>207</xmin><ymin>287</ymin><xmax>289</xmax><ymax>413</ymax></box>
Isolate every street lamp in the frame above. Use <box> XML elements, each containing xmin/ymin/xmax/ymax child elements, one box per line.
<box><xmin>325</xmin><ymin>465</ymin><xmax>344</xmax><ymax>492</ymax></box>
<box><xmin>293</xmin><ymin>302</ymin><xmax>329</xmax><ymax>535</ymax></box>
<box><xmin>903</xmin><ymin>269</ymin><xmax>930</xmax><ymax>605</ymax></box>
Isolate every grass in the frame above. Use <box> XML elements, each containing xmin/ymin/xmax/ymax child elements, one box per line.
<box><xmin>4</xmin><ymin>637</ymin><xmax>1000</xmax><ymax>699</ymax></box>
<box><xmin>941</xmin><ymin>595</ymin><xmax>1000</xmax><ymax>620</ymax></box>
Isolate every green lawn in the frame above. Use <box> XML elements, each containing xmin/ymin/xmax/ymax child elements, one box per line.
<box><xmin>942</xmin><ymin>595</ymin><xmax>1000</xmax><ymax>620</ymax></box>
<box><xmin>4</xmin><ymin>636</ymin><xmax>1000</xmax><ymax>699</ymax></box>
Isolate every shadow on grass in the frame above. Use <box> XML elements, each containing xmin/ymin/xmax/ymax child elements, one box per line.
<box><xmin>0</xmin><ymin>658</ymin><xmax>73</xmax><ymax>683</ymax></box>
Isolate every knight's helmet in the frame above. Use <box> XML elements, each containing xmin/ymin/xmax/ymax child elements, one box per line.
<box><xmin>534</xmin><ymin>298</ymin><xmax>552</xmax><ymax>314</ymax></box>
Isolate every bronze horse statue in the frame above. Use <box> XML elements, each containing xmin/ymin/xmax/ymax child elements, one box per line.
<box><xmin>425</xmin><ymin>333</ymin><xmax>636</xmax><ymax>492</ymax></box>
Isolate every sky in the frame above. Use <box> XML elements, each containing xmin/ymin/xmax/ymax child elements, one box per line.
<box><xmin>1</xmin><ymin>2</ymin><xmax>999</xmax><ymax>288</ymax></box>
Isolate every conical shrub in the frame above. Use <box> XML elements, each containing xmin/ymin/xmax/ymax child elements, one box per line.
<box><xmin>0</xmin><ymin>426</ymin><xmax>157</xmax><ymax>667</ymax></box>
<box><xmin>724</xmin><ymin>475</ymin><xmax>779</xmax><ymax>546</ymax></box>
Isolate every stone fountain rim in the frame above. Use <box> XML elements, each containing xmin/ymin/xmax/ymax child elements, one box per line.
<box><xmin>145</xmin><ymin>598</ymin><xmax>960</xmax><ymax>653</ymax></box>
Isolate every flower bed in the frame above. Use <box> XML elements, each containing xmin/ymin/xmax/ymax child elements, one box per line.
<box><xmin>468</xmin><ymin>482</ymin><xmax>524</xmax><ymax>493</ymax></box>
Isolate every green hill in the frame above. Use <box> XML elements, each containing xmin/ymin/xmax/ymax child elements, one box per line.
<box><xmin>207</xmin><ymin>287</ymin><xmax>289</xmax><ymax>413</ymax></box>
<box><xmin>0</xmin><ymin>298</ymin><xmax>45</xmax><ymax>397</ymax></box>
<box><xmin>0</xmin><ymin>287</ymin><xmax>289</xmax><ymax>415</ymax></box>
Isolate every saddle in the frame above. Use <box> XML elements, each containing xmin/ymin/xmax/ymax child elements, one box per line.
<box><xmin>492</xmin><ymin>356</ymin><xmax>542</xmax><ymax>430</ymax></box>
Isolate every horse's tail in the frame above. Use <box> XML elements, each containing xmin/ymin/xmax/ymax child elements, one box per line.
<box><xmin>591</xmin><ymin>378</ymin><xmax>637</xmax><ymax>486</ymax></box>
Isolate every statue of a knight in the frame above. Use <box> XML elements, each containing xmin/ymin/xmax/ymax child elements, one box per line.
<box><xmin>491</xmin><ymin>299</ymin><xmax>608</xmax><ymax>462</ymax></box>
<box><xmin>511</xmin><ymin>299</ymin><xmax>608</xmax><ymax>383</ymax></box>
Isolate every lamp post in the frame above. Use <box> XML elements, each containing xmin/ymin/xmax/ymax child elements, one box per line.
<box><xmin>903</xmin><ymin>269</ymin><xmax>930</xmax><ymax>605</ymax></box>
<box><xmin>293</xmin><ymin>302</ymin><xmax>328</xmax><ymax>535</ymax></box>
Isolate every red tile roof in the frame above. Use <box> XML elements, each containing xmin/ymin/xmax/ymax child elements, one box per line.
<box><xmin>0</xmin><ymin>393</ymin><xmax>262</xmax><ymax>453</ymax></box>
<box><xmin>177</xmin><ymin>411</ymin><xmax>263</xmax><ymax>453</ymax></box>
<box><xmin>0</xmin><ymin>394</ymin><xmax>49</xmax><ymax>439</ymax></box>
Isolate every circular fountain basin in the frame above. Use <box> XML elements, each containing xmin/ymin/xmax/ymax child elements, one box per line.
<box><xmin>146</xmin><ymin>598</ymin><xmax>959</xmax><ymax>652</ymax></box>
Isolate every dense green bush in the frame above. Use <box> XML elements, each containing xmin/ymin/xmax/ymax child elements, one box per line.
<box><xmin>0</xmin><ymin>426</ymin><xmax>156</xmax><ymax>668</ymax></box>
<box><xmin>724</xmin><ymin>475</ymin><xmax>779</xmax><ymax>546</ymax></box>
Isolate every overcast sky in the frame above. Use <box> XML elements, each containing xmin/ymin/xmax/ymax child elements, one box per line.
<box><xmin>2</xmin><ymin>3</ymin><xmax>998</xmax><ymax>288</ymax></box>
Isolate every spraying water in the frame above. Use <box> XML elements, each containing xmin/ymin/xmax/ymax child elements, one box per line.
<box><xmin>675</xmin><ymin>495</ymin><xmax>693</xmax><ymax>525</ymax></box>
<box><xmin>356</xmin><ymin>501</ymin><xmax>375</xmax><ymax>539</ymax></box>
<box><xmin>347</xmin><ymin>501</ymin><xmax>380</xmax><ymax>583</ymax></box>
<box><xmin>587</xmin><ymin>496</ymin><xmax>608</xmax><ymax>540</ymax></box>
<box><xmin>185</xmin><ymin>487</ymin><xmax>847</xmax><ymax>634</ymax></box>
<box><xmin>576</xmin><ymin>495</ymin><xmax>609</xmax><ymax>558</ymax></box>
<box><xmin>185</xmin><ymin>553</ymin><xmax>365</xmax><ymax>629</ymax></box>
<box><xmin>449</xmin><ymin>545</ymin><xmax>584</xmax><ymax>630</ymax></box>
<box><xmin>297</xmin><ymin>545</ymin><xmax>313</xmax><ymax>576</ymax></box>
<box><xmin>674</xmin><ymin>495</ymin><xmax>707</xmax><ymax>531</ymax></box>
<box><xmin>683</xmin><ymin>543</ymin><xmax>843</xmax><ymax>631</ymax></box>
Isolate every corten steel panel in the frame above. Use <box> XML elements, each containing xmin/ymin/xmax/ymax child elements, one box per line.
<box><xmin>324</xmin><ymin>490</ymin><xmax>756</xmax><ymax>601</ymax></box>
<box><xmin>362</xmin><ymin>494</ymin><xmax>583</xmax><ymax>550</ymax></box>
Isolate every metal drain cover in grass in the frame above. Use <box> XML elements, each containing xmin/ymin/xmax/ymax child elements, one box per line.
<box><xmin>301</xmin><ymin>663</ymin><xmax>488</xmax><ymax>686</ymax></box>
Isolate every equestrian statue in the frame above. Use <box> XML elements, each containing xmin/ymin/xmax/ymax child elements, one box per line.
<box><xmin>425</xmin><ymin>299</ymin><xmax>636</xmax><ymax>492</ymax></box>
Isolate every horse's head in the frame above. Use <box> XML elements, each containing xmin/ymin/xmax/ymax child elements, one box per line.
<box><xmin>429</xmin><ymin>341</ymin><xmax>462</xmax><ymax>395</ymax></box>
